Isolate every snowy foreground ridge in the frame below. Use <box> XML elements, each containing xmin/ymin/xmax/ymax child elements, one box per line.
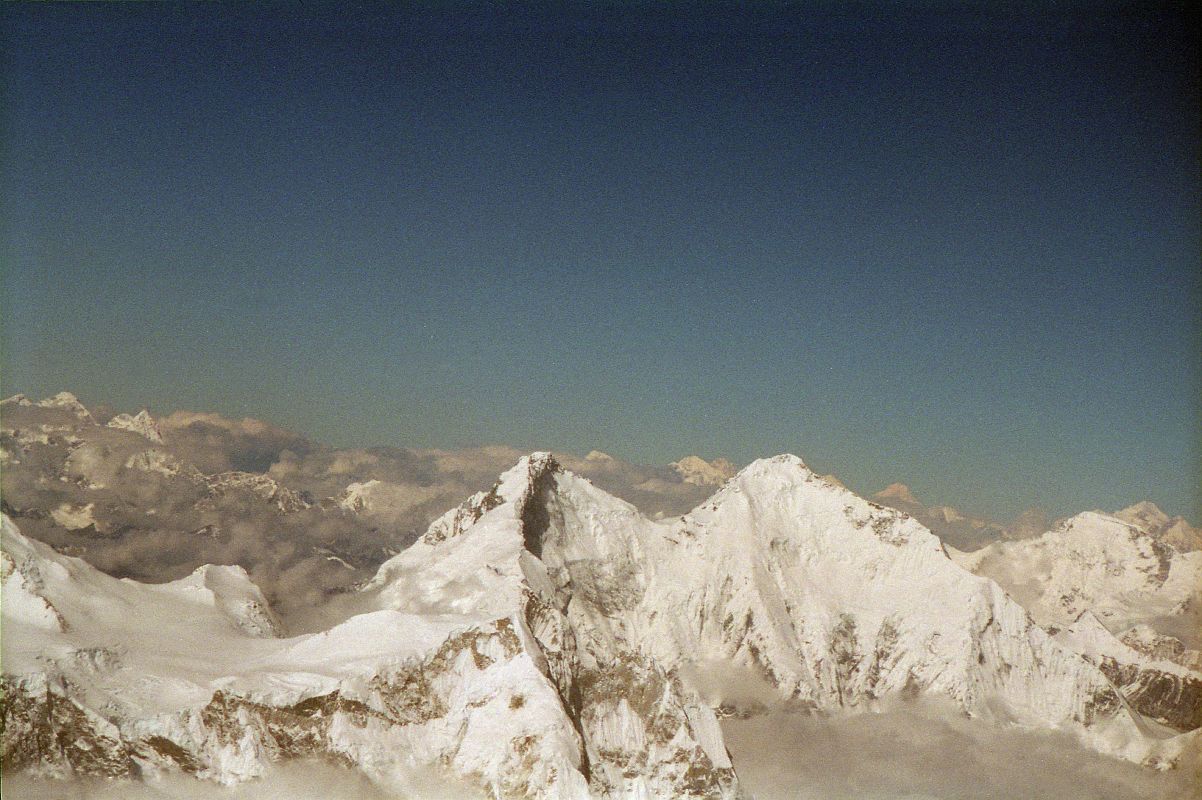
<box><xmin>2</xmin><ymin>453</ymin><xmax>1198</xmax><ymax>797</ymax></box>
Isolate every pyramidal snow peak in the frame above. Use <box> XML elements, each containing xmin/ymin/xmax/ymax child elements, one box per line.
<box><xmin>2</xmin><ymin>453</ymin><xmax>1198</xmax><ymax>797</ymax></box>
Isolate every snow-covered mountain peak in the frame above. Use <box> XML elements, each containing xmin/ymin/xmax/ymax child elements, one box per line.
<box><xmin>695</xmin><ymin>453</ymin><xmax>939</xmax><ymax>552</ymax></box>
<box><xmin>520</xmin><ymin>450</ymin><xmax>562</xmax><ymax>476</ymax></box>
<box><xmin>1</xmin><ymin>393</ymin><xmax>31</xmax><ymax>407</ymax></box>
<box><xmin>1117</xmin><ymin>501</ymin><xmax>1171</xmax><ymax>530</ymax></box>
<box><xmin>357</xmin><ymin>456</ymin><xmax>742</xmax><ymax>797</ymax></box>
<box><xmin>34</xmin><ymin>391</ymin><xmax>93</xmax><ymax>421</ymax></box>
<box><xmin>1112</xmin><ymin>502</ymin><xmax>1202</xmax><ymax>553</ymax></box>
<box><xmin>671</xmin><ymin>454</ymin><xmax>737</xmax><ymax>486</ymax></box>
<box><xmin>106</xmin><ymin>409</ymin><xmax>164</xmax><ymax>443</ymax></box>
<box><xmin>961</xmin><ymin>509</ymin><xmax>1201</xmax><ymax>634</ymax></box>
<box><xmin>153</xmin><ymin>563</ymin><xmax>283</xmax><ymax>638</ymax></box>
<box><xmin>1055</xmin><ymin>511</ymin><xmax>1171</xmax><ymax>566</ymax></box>
<box><xmin>710</xmin><ymin>453</ymin><xmax>819</xmax><ymax>494</ymax></box>
<box><xmin>6</xmin><ymin>449</ymin><xmax>1201</xmax><ymax>793</ymax></box>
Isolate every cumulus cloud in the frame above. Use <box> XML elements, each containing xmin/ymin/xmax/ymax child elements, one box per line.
<box><xmin>722</xmin><ymin>702</ymin><xmax>1198</xmax><ymax>800</ymax></box>
<box><xmin>158</xmin><ymin>410</ymin><xmax>315</xmax><ymax>474</ymax></box>
<box><xmin>679</xmin><ymin>659</ymin><xmax>782</xmax><ymax>714</ymax></box>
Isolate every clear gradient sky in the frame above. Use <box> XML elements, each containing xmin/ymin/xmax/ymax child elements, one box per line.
<box><xmin>2</xmin><ymin>3</ymin><xmax>1199</xmax><ymax>522</ymax></box>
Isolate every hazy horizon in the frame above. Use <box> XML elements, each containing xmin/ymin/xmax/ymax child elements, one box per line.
<box><xmin>2</xmin><ymin>387</ymin><xmax>1198</xmax><ymax>528</ymax></box>
<box><xmin>3</xmin><ymin>3</ymin><xmax>1198</xmax><ymax>523</ymax></box>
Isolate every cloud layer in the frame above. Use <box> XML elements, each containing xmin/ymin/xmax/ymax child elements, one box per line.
<box><xmin>723</xmin><ymin>702</ymin><xmax>1198</xmax><ymax>800</ymax></box>
<box><xmin>1</xmin><ymin>397</ymin><xmax>713</xmax><ymax>629</ymax></box>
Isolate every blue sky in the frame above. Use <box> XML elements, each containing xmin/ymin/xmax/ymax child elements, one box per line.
<box><xmin>2</xmin><ymin>3</ymin><xmax>1198</xmax><ymax>521</ymax></box>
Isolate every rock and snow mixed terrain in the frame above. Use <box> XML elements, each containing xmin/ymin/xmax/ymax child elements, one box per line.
<box><xmin>869</xmin><ymin>482</ymin><xmax>1013</xmax><ymax>551</ymax></box>
<box><xmin>949</xmin><ymin>508</ymin><xmax>1202</xmax><ymax>738</ymax></box>
<box><xmin>1053</xmin><ymin>612</ymin><xmax>1202</xmax><ymax>733</ymax></box>
<box><xmin>3</xmin><ymin>391</ymin><xmax>1200</xmax><ymax>796</ymax></box>
<box><xmin>4</xmin><ymin>449</ymin><xmax>1200</xmax><ymax>797</ymax></box>
<box><xmin>106</xmin><ymin>409</ymin><xmax>165</xmax><ymax>443</ymax></box>
<box><xmin>951</xmin><ymin>510</ymin><xmax>1202</xmax><ymax>640</ymax></box>
<box><xmin>0</xmin><ymin>393</ymin><xmax>717</xmax><ymax>621</ymax></box>
<box><xmin>0</xmin><ymin>458</ymin><xmax>738</xmax><ymax>798</ymax></box>
<box><xmin>1116</xmin><ymin>501</ymin><xmax>1202</xmax><ymax>553</ymax></box>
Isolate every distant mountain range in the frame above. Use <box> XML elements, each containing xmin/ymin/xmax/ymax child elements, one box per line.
<box><xmin>2</xmin><ymin>393</ymin><xmax>1199</xmax><ymax>796</ymax></box>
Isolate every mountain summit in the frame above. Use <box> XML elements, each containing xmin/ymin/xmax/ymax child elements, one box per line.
<box><xmin>671</xmin><ymin>455</ymin><xmax>736</xmax><ymax>487</ymax></box>
<box><xmin>3</xmin><ymin>453</ymin><xmax>1197</xmax><ymax>796</ymax></box>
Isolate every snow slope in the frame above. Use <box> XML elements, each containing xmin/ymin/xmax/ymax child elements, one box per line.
<box><xmin>1054</xmin><ymin>612</ymin><xmax>1202</xmax><ymax>732</ymax></box>
<box><xmin>4</xmin><ymin>453</ymin><xmax>1198</xmax><ymax>797</ymax></box>
<box><xmin>952</xmin><ymin>511</ymin><xmax>1202</xmax><ymax>635</ymax></box>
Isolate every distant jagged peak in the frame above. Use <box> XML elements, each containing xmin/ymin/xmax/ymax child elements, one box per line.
<box><xmin>1007</xmin><ymin>507</ymin><xmax>1051</xmax><ymax>540</ymax></box>
<box><xmin>671</xmin><ymin>454</ymin><xmax>737</xmax><ymax>486</ymax></box>
<box><xmin>929</xmin><ymin>505</ymin><xmax>966</xmax><ymax>523</ymax></box>
<box><xmin>1115</xmin><ymin>501</ymin><xmax>1171</xmax><ymax>530</ymax></box>
<box><xmin>34</xmin><ymin>391</ymin><xmax>93</xmax><ymax>421</ymax></box>
<box><xmin>123</xmin><ymin>448</ymin><xmax>203</xmax><ymax>481</ymax></box>
<box><xmin>584</xmin><ymin>449</ymin><xmax>615</xmax><ymax>462</ymax></box>
<box><xmin>1113</xmin><ymin>502</ymin><xmax>1201</xmax><ymax>552</ymax></box>
<box><xmin>1157</xmin><ymin>517</ymin><xmax>1202</xmax><ymax>552</ymax></box>
<box><xmin>336</xmin><ymin>478</ymin><xmax>383</xmax><ymax>512</ymax></box>
<box><xmin>1</xmin><ymin>393</ymin><xmax>31</xmax><ymax>407</ymax></box>
<box><xmin>106</xmin><ymin>408</ymin><xmax>164</xmax><ymax>443</ymax></box>
<box><xmin>873</xmin><ymin>482</ymin><xmax>920</xmax><ymax>506</ymax></box>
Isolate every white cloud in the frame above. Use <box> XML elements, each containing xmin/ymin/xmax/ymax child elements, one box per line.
<box><xmin>722</xmin><ymin>702</ymin><xmax>1197</xmax><ymax>800</ymax></box>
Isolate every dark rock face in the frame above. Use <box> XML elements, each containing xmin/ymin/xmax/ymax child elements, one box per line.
<box><xmin>1097</xmin><ymin>659</ymin><xmax>1202</xmax><ymax>732</ymax></box>
<box><xmin>1</xmin><ymin>677</ymin><xmax>136</xmax><ymax>778</ymax></box>
<box><xmin>519</xmin><ymin>455</ymin><xmax>560</xmax><ymax>558</ymax></box>
<box><xmin>516</xmin><ymin>467</ymin><xmax>741</xmax><ymax>799</ymax></box>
